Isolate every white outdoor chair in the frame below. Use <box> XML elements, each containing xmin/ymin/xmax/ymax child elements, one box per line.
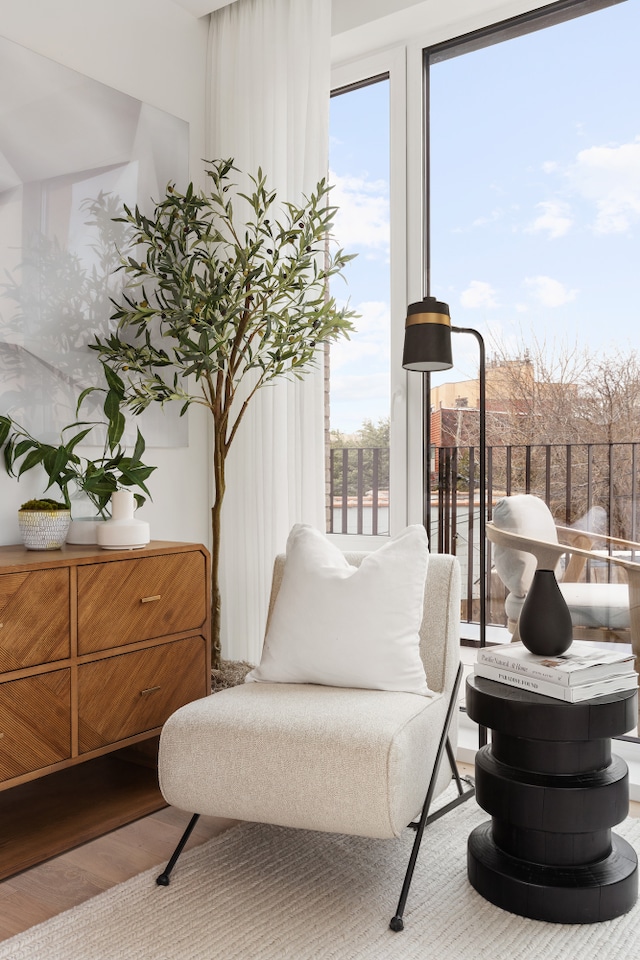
<box><xmin>487</xmin><ymin>494</ymin><xmax>640</xmax><ymax>665</ymax></box>
<box><xmin>155</xmin><ymin>549</ymin><xmax>473</xmax><ymax>932</ymax></box>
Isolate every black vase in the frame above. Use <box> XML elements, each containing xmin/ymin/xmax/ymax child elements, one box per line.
<box><xmin>518</xmin><ymin>568</ymin><xmax>573</xmax><ymax>657</ymax></box>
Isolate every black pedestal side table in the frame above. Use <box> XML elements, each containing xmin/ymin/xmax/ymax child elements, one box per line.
<box><xmin>466</xmin><ymin>675</ymin><xmax>638</xmax><ymax>923</ymax></box>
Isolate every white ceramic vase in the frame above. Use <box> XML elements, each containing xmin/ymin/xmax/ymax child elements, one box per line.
<box><xmin>96</xmin><ymin>490</ymin><xmax>150</xmax><ymax>550</ymax></box>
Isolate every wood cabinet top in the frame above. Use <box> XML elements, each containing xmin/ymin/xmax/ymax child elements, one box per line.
<box><xmin>0</xmin><ymin>541</ymin><xmax>209</xmax><ymax>573</ymax></box>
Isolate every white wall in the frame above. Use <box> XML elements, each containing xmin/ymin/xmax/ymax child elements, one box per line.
<box><xmin>1</xmin><ymin>0</ymin><xmax>208</xmax><ymax>121</ymax></box>
<box><xmin>0</xmin><ymin>0</ymin><xmax>211</xmax><ymax>548</ymax></box>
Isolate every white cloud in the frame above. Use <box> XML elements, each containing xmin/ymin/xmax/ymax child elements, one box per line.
<box><xmin>524</xmin><ymin>275</ymin><xmax>578</xmax><ymax>307</ymax></box>
<box><xmin>568</xmin><ymin>138</ymin><xmax>640</xmax><ymax>234</ymax></box>
<box><xmin>329</xmin><ymin>369</ymin><xmax>390</xmax><ymax>434</ymax></box>
<box><xmin>526</xmin><ymin>199</ymin><xmax>573</xmax><ymax>239</ymax></box>
<box><xmin>542</xmin><ymin>161</ymin><xmax>559</xmax><ymax>174</ymax></box>
<box><xmin>330</xmin><ymin>372</ymin><xmax>390</xmax><ymax>404</ymax></box>
<box><xmin>328</xmin><ymin>299</ymin><xmax>390</xmax><ymax>432</ymax></box>
<box><xmin>329</xmin><ymin>170</ymin><xmax>389</xmax><ymax>254</ymax></box>
<box><xmin>471</xmin><ymin>208</ymin><xmax>503</xmax><ymax>228</ymax></box>
<box><xmin>459</xmin><ymin>281</ymin><xmax>498</xmax><ymax>309</ymax></box>
<box><xmin>329</xmin><ymin>300</ymin><xmax>389</xmax><ymax>372</ymax></box>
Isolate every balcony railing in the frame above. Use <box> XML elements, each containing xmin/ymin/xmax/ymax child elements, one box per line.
<box><xmin>329</xmin><ymin>441</ymin><xmax>640</xmax><ymax>629</ymax></box>
<box><xmin>328</xmin><ymin>446</ymin><xmax>389</xmax><ymax>535</ymax></box>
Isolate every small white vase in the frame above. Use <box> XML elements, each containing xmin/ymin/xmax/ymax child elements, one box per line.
<box><xmin>96</xmin><ymin>491</ymin><xmax>150</xmax><ymax>550</ymax></box>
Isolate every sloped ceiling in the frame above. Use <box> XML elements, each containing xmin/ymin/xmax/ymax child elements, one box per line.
<box><xmin>170</xmin><ymin>0</ymin><xmax>236</xmax><ymax>16</ymax></box>
<box><xmin>169</xmin><ymin>0</ymin><xmax>427</xmax><ymax>26</ymax></box>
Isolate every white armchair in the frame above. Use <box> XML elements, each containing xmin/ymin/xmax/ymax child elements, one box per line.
<box><xmin>155</xmin><ymin>545</ymin><xmax>473</xmax><ymax>932</ymax></box>
<box><xmin>487</xmin><ymin>494</ymin><xmax>640</xmax><ymax>664</ymax></box>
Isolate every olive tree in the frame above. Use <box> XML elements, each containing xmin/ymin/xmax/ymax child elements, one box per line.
<box><xmin>92</xmin><ymin>159</ymin><xmax>357</xmax><ymax>667</ymax></box>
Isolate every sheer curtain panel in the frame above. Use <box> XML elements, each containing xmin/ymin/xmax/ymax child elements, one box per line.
<box><xmin>207</xmin><ymin>0</ymin><xmax>331</xmax><ymax>664</ymax></box>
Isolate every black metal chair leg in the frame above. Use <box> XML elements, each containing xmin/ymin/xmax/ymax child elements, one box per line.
<box><xmin>389</xmin><ymin>662</ymin><xmax>467</xmax><ymax>932</ymax></box>
<box><xmin>156</xmin><ymin>812</ymin><xmax>201</xmax><ymax>886</ymax></box>
<box><xmin>408</xmin><ymin>737</ymin><xmax>475</xmax><ymax>830</ymax></box>
<box><xmin>424</xmin><ymin>745</ymin><xmax>475</xmax><ymax>827</ymax></box>
<box><xmin>447</xmin><ymin>738</ymin><xmax>465</xmax><ymax>793</ymax></box>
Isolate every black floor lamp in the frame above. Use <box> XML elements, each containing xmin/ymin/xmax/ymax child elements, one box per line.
<box><xmin>402</xmin><ymin>296</ymin><xmax>487</xmax><ymax>745</ymax></box>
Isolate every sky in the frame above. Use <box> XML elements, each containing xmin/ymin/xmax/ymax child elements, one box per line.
<box><xmin>328</xmin><ymin>0</ymin><xmax>639</xmax><ymax>435</ymax></box>
<box><xmin>329</xmin><ymin>79</ymin><xmax>391</xmax><ymax>435</ymax></box>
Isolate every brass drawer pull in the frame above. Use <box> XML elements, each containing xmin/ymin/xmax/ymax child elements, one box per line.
<box><xmin>141</xmin><ymin>595</ymin><xmax>161</xmax><ymax>604</ymax></box>
<box><xmin>140</xmin><ymin>686</ymin><xmax>161</xmax><ymax>697</ymax></box>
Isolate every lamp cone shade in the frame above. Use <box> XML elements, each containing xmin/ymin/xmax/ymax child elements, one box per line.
<box><xmin>402</xmin><ymin>297</ymin><xmax>454</xmax><ymax>372</ymax></box>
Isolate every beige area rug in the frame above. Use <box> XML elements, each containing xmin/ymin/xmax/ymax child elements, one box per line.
<box><xmin>1</xmin><ymin>792</ymin><xmax>639</xmax><ymax>960</ymax></box>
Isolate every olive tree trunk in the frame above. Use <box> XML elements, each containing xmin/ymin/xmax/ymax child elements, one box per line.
<box><xmin>210</xmin><ymin>421</ymin><xmax>226</xmax><ymax>669</ymax></box>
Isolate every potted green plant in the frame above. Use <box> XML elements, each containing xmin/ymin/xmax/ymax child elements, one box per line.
<box><xmin>16</xmin><ymin>497</ymin><xmax>71</xmax><ymax>551</ymax></box>
<box><xmin>0</xmin><ymin>371</ymin><xmax>156</xmax><ymax>547</ymax></box>
<box><xmin>90</xmin><ymin>158</ymin><xmax>357</xmax><ymax>668</ymax></box>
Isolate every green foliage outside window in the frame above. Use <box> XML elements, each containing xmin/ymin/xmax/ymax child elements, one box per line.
<box><xmin>330</xmin><ymin>418</ymin><xmax>389</xmax><ymax>498</ymax></box>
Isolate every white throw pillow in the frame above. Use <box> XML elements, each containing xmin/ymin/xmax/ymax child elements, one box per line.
<box><xmin>245</xmin><ymin>523</ymin><xmax>433</xmax><ymax>696</ymax></box>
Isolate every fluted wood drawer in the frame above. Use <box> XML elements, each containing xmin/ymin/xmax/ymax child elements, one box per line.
<box><xmin>77</xmin><ymin>552</ymin><xmax>207</xmax><ymax>654</ymax></box>
<box><xmin>78</xmin><ymin>636</ymin><xmax>207</xmax><ymax>753</ymax></box>
<box><xmin>0</xmin><ymin>568</ymin><xmax>70</xmax><ymax>670</ymax></box>
<box><xmin>0</xmin><ymin>670</ymin><xmax>71</xmax><ymax>781</ymax></box>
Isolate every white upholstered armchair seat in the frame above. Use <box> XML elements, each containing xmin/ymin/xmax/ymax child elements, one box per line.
<box><xmin>158</xmin><ymin>550</ymin><xmax>460</xmax><ymax>840</ymax></box>
<box><xmin>159</xmin><ymin>681</ymin><xmax>450</xmax><ymax>839</ymax></box>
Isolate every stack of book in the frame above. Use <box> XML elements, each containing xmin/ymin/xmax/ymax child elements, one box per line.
<box><xmin>474</xmin><ymin>640</ymin><xmax>638</xmax><ymax>702</ymax></box>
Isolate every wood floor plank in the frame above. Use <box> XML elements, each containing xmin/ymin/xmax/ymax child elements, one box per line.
<box><xmin>63</xmin><ymin>832</ymin><xmax>169</xmax><ymax>883</ymax></box>
<box><xmin>4</xmin><ymin>863</ymin><xmax>110</xmax><ymax>927</ymax></box>
<box><xmin>0</xmin><ymin>807</ymin><xmax>237</xmax><ymax>941</ymax></box>
<box><xmin>0</xmin><ymin>892</ymin><xmax>60</xmax><ymax>940</ymax></box>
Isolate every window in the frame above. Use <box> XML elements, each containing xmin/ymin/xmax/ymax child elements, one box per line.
<box><xmin>328</xmin><ymin>75</ymin><xmax>391</xmax><ymax>535</ymax></box>
<box><xmin>427</xmin><ymin>0</ymin><xmax>637</xmax><ymax>375</ymax></box>
<box><xmin>425</xmin><ymin>0</ymin><xmax>639</xmax><ymax>652</ymax></box>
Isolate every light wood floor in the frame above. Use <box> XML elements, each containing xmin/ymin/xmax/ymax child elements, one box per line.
<box><xmin>0</xmin><ymin>763</ymin><xmax>638</xmax><ymax>943</ymax></box>
<box><xmin>0</xmin><ymin>805</ymin><xmax>236</xmax><ymax>942</ymax></box>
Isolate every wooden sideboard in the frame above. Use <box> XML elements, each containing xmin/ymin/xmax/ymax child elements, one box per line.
<box><xmin>0</xmin><ymin>540</ymin><xmax>211</xmax><ymax>879</ymax></box>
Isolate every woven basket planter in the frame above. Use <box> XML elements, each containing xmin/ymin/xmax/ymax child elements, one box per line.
<box><xmin>18</xmin><ymin>508</ymin><xmax>71</xmax><ymax>550</ymax></box>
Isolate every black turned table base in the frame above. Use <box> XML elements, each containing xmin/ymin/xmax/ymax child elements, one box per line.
<box><xmin>469</xmin><ymin>822</ymin><xmax>637</xmax><ymax>923</ymax></box>
<box><xmin>466</xmin><ymin>676</ymin><xmax>639</xmax><ymax>924</ymax></box>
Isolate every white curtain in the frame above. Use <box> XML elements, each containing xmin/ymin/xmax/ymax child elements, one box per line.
<box><xmin>207</xmin><ymin>0</ymin><xmax>331</xmax><ymax>664</ymax></box>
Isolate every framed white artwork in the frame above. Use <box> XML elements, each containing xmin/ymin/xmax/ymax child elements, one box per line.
<box><xmin>0</xmin><ymin>34</ymin><xmax>189</xmax><ymax>447</ymax></box>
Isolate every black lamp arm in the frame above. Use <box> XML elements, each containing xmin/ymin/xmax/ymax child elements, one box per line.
<box><xmin>450</xmin><ymin>326</ymin><xmax>486</xmax><ymax>652</ymax></box>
